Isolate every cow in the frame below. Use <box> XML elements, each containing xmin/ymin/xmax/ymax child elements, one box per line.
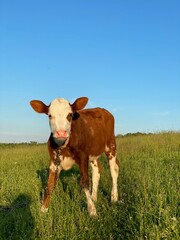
<box><xmin>30</xmin><ymin>97</ymin><xmax>119</xmax><ymax>216</ymax></box>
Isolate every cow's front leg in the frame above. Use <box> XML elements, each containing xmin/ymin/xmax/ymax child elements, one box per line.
<box><xmin>79</xmin><ymin>157</ymin><xmax>97</xmax><ymax>216</ymax></box>
<box><xmin>41</xmin><ymin>161</ymin><xmax>61</xmax><ymax>212</ymax></box>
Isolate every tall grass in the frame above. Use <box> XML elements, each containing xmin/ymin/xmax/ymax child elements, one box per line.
<box><xmin>0</xmin><ymin>132</ymin><xmax>179</xmax><ymax>239</ymax></box>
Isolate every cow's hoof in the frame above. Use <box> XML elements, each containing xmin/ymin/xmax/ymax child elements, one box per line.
<box><xmin>41</xmin><ymin>205</ymin><xmax>48</xmax><ymax>213</ymax></box>
<box><xmin>88</xmin><ymin>205</ymin><xmax>97</xmax><ymax>217</ymax></box>
<box><xmin>111</xmin><ymin>192</ymin><xmax>118</xmax><ymax>202</ymax></box>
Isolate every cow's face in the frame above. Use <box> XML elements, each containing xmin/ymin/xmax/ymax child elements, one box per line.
<box><xmin>48</xmin><ymin>98</ymin><xmax>72</xmax><ymax>141</ymax></box>
<box><xmin>30</xmin><ymin>97</ymin><xmax>88</xmax><ymax>145</ymax></box>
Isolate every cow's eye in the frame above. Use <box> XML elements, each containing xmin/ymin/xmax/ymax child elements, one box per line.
<box><xmin>48</xmin><ymin>114</ymin><xmax>52</xmax><ymax>119</ymax></box>
<box><xmin>67</xmin><ymin>113</ymin><xmax>72</xmax><ymax>121</ymax></box>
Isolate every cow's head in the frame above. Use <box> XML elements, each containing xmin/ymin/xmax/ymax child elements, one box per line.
<box><xmin>30</xmin><ymin>97</ymin><xmax>88</xmax><ymax>145</ymax></box>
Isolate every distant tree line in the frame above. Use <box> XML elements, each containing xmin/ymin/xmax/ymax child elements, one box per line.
<box><xmin>116</xmin><ymin>131</ymin><xmax>180</xmax><ymax>138</ymax></box>
<box><xmin>116</xmin><ymin>132</ymin><xmax>153</xmax><ymax>138</ymax></box>
<box><xmin>0</xmin><ymin>141</ymin><xmax>45</xmax><ymax>147</ymax></box>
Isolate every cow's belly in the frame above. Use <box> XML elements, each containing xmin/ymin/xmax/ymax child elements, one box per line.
<box><xmin>60</xmin><ymin>155</ymin><xmax>75</xmax><ymax>171</ymax></box>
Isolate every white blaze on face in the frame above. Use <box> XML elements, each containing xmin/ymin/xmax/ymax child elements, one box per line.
<box><xmin>48</xmin><ymin>98</ymin><xmax>72</xmax><ymax>139</ymax></box>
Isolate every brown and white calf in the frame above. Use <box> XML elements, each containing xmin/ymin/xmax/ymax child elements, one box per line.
<box><xmin>30</xmin><ymin>97</ymin><xmax>119</xmax><ymax>216</ymax></box>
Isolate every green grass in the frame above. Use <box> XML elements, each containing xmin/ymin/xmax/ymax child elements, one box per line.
<box><xmin>0</xmin><ymin>132</ymin><xmax>180</xmax><ymax>239</ymax></box>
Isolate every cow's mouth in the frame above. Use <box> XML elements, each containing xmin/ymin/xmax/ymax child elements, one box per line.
<box><xmin>53</xmin><ymin>136</ymin><xmax>67</xmax><ymax>147</ymax></box>
<box><xmin>56</xmin><ymin>136</ymin><xmax>68</xmax><ymax>141</ymax></box>
<box><xmin>52</xmin><ymin>129</ymin><xmax>70</xmax><ymax>147</ymax></box>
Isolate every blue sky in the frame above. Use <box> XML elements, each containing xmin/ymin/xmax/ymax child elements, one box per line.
<box><xmin>0</xmin><ymin>0</ymin><xmax>179</xmax><ymax>142</ymax></box>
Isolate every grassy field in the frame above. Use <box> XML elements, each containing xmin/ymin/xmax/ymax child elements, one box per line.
<box><xmin>0</xmin><ymin>132</ymin><xmax>179</xmax><ymax>239</ymax></box>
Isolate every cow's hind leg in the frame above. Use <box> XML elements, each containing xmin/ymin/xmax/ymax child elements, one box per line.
<box><xmin>79</xmin><ymin>155</ymin><xmax>97</xmax><ymax>216</ymax></box>
<box><xmin>90</xmin><ymin>158</ymin><xmax>100</xmax><ymax>202</ymax></box>
<box><xmin>105</xmin><ymin>143</ymin><xmax>119</xmax><ymax>202</ymax></box>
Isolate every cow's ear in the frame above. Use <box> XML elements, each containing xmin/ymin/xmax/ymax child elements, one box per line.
<box><xmin>71</xmin><ymin>97</ymin><xmax>88</xmax><ymax>111</ymax></box>
<box><xmin>30</xmin><ymin>100</ymin><xmax>49</xmax><ymax>114</ymax></box>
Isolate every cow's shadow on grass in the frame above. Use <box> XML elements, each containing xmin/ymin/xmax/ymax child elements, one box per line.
<box><xmin>0</xmin><ymin>194</ymin><xmax>34</xmax><ymax>240</ymax></box>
